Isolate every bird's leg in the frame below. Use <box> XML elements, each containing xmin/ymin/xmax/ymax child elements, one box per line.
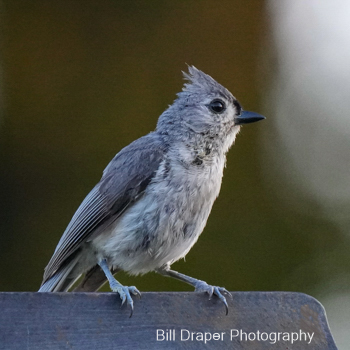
<box><xmin>156</xmin><ymin>266</ymin><xmax>232</xmax><ymax>315</ymax></box>
<box><xmin>98</xmin><ymin>259</ymin><xmax>141</xmax><ymax>317</ymax></box>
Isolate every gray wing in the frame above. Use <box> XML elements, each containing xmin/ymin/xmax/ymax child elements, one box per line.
<box><xmin>42</xmin><ymin>133</ymin><xmax>166</xmax><ymax>284</ymax></box>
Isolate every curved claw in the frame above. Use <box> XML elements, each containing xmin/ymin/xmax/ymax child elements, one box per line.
<box><xmin>112</xmin><ymin>285</ymin><xmax>140</xmax><ymax>317</ymax></box>
<box><xmin>219</xmin><ymin>287</ymin><xmax>233</xmax><ymax>299</ymax></box>
<box><xmin>213</xmin><ymin>287</ymin><xmax>229</xmax><ymax>315</ymax></box>
<box><xmin>129</xmin><ymin>286</ymin><xmax>142</xmax><ymax>299</ymax></box>
<box><xmin>128</xmin><ymin>301</ymin><xmax>134</xmax><ymax>318</ymax></box>
<box><xmin>206</xmin><ymin>286</ymin><xmax>214</xmax><ymax>300</ymax></box>
<box><xmin>120</xmin><ymin>293</ymin><xmax>126</xmax><ymax>306</ymax></box>
<box><xmin>195</xmin><ymin>281</ymin><xmax>231</xmax><ymax>315</ymax></box>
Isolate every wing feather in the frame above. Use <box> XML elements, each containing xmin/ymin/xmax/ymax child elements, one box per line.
<box><xmin>42</xmin><ymin>133</ymin><xmax>166</xmax><ymax>284</ymax></box>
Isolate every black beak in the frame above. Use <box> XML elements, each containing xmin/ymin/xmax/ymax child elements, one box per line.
<box><xmin>234</xmin><ymin>111</ymin><xmax>265</xmax><ymax>125</ymax></box>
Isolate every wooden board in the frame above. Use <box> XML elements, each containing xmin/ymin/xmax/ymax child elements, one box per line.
<box><xmin>0</xmin><ymin>292</ymin><xmax>338</xmax><ymax>349</ymax></box>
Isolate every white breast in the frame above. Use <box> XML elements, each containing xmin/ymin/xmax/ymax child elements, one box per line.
<box><xmin>92</xmin><ymin>144</ymin><xmax>227</xmax><ymax>275</ymax></box>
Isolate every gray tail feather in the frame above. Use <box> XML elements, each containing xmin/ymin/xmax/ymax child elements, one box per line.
<box><xmin>38</xmin><ymin>254</ymin><xmax>80</xmax><ymax>292</ymax></box>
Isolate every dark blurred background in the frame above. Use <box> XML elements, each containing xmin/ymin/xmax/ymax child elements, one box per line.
<box><xmin>1</xmin><ymin>1</ymin><xmax>349</xmax><ymax>347</ymax></box>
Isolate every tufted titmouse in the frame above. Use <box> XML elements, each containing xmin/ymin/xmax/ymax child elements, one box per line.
<box><xmin>39</xmin><ymin>66</ymin><xmax>265</xmax><ymax>316</ymax></box>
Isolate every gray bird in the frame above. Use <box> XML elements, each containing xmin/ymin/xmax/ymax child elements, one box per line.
<box><xmin>39</xmin><ymin>66</ymin><xmax>265</xmax><ymax>316</ymax></box>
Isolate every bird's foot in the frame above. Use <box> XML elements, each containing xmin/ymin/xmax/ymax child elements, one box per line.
<box><xmin>110</xmin><ymin>283</ymin><xmax>141</xmax><ymax>317</ymax></box>
<box><xmin>194</xmin><ymin>281</ymin><xmax>232</xmax><ymax>315</ymax></box>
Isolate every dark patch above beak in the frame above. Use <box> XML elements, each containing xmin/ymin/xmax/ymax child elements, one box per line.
<box><xmin>234</xmin><ymin>111</ymin><xmax>265</xmax><ymax>125</ymax></box>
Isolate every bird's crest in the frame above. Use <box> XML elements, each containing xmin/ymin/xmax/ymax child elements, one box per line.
<box><xmin>180</xmin><ymin>65</ymin><xmax>232</xmax><ymax>99</ymax></box>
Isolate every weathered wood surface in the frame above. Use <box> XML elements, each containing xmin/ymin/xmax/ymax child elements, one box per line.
<box><xmin>0</xmin><ymin>292</ymin><xmax>337</xmax><ymax>349</ymax></box>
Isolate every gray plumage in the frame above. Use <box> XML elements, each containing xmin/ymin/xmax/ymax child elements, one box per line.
<box><xmin>39</xmin><ymin>66</ymin><xmax>265</xmax><ymax>315</ymax></box>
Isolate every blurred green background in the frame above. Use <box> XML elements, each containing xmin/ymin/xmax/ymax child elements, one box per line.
<box><xmin>1</xmin><ymin>1</ymin><xmax>349</xmax><ymax>347</ymax></box>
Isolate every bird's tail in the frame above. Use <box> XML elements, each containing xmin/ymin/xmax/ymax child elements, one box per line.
<box><xmin>39</xmin><ymin>253</ymin><xmax>120</xmax><ymax>293</ymax></box>
<box><xmin>38</xmin><ymin>254</ymin><xmax>80</xmax><ymax>292</ymax></box>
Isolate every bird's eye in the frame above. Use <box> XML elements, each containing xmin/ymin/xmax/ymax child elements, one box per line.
<box><xmin>208</xmin><ymin>99</ymin><xmax>226</xmax><ymax>114</ymax></box>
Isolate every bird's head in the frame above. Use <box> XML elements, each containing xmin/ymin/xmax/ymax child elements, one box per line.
<box><xmin>156</xmin><ymin>66</ymin><xmax>265</xmax><ymax>153</ymax></box>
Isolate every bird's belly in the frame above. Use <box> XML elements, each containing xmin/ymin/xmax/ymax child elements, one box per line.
<box><xmin>92</xmin><ymin>197</ymin><xmax>208</xmax><ymax>274</ymax></box>
<box><xmin>92</xmin><ymin>171</ymin><xmax>221</xmax><ymax>275</ymax></box>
